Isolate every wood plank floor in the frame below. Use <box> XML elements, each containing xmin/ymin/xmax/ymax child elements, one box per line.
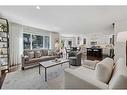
<box><xmin>0</xmin><ymin>70</ymin><xmax>6</xmax><ymax>89</ymax></box>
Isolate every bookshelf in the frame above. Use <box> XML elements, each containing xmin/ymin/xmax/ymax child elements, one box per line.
<box><xmin>0</xmin><ymin>17</ymin><xmax>9</xmax><ymax>71</ymax></box>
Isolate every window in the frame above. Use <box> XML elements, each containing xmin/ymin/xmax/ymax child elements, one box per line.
<box><xmin>44</xmin><ymin>36</ymin><xmax>50</xmax><ymax>49</ymax></box>
<box><xmin>23</xmin><ymin>33</ymin><xmax>50</xmax><ymax>49</ymax></box>
<box><xmin>23</xmin><ymin>33</ymin><xmax>31</xmax><ymax>49</ymax></box>
<box><xmin>32</xmin><ymin>35</ymin><xmax>43</xmax><ymax>49</ymax></box>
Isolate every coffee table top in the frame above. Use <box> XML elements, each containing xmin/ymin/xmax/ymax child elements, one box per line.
<box><xmin>39</xmin><ymin>58</ymin><xmax>69</xmax><ymax>68</ymax></box>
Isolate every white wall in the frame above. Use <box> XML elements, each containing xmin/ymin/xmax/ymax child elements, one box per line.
<box><xmin>75</xmin><ymin>33</ymin><xmax>111</xmax><ymax>47</ymax></box>
<box><xmin>50</xmin><ymin>32</ymin><xmax>60</xmax><ymax>50</ymax></box>
<box><xmin>61</xmin><ymin>36</ymin><xmax>76</xmax><ymax>48</ymax></box>
<box><xmin>61</xmin><ymin>33</ymin><xmax>112</xmax><ymax>48</ymax></box>
<box><xmin>23</xmin><ymin>25</ymin><xmax>51</xmax><ymax>36</ymax></box>
<box><xmin>85</xmin><ymin>33</ymin><xmax>111</xmax><ymax>47</ymax></box>
<box><xmin>114</xmin><ymin>20</ymin><xmax>127</xmax><ymax>62</ymax></box>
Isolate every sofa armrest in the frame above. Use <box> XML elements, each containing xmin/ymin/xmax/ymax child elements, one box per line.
<box><xmin>64</xmin><ymin>69</ymin><xmax>108</xmax><ymax>89</ymax></box>
<box><xmin>21</xmin><ymin>55</ymin><xmax>29</xmax><ymax>68</ymax></box>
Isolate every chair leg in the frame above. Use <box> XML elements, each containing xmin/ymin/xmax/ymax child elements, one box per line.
<box><xmin>22</xmin><ymin>67</ymin><xmax>25</xmax><ymax>70</ymax></box>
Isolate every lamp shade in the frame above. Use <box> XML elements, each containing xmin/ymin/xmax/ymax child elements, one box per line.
<box><xmin>117</xmin><ymin>31</ymin><xmax>127</xmax><ymax>42</ymax></box>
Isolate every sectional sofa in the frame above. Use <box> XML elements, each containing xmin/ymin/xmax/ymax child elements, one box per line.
<box><xmin>64</xmin><ymin>58</ymin><xmax>127</xmax><ymax>89</ymax></box>
<box><xmin>22</xmin><ymin>49</ymin><xmax>60</xmax><ymax>70</ymax></box>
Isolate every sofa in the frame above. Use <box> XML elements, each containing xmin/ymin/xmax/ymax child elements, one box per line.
<box><xmin>64</xmin><ymin>58</ymin><xmax>127</xmax><ymax>89</ymax></box>
<box><xmin>22</xmin><ymin>49</ymin><xmax>60</xmax><ymax>70</ymax></box>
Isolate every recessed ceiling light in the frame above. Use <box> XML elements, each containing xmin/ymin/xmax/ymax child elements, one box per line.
<box><xmin>36</xmin><ymin>6</ymin><xmax>40</xmax><ymax>10</ymax></box>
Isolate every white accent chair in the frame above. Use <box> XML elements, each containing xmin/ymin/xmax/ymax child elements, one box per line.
<box><xmin>64</xmin><ymin>58</ymin><xmax>127</xmax><ymax>89</ymax></box>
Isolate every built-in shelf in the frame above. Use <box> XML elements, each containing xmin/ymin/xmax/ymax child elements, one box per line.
<box><xmin>1</xmin><ymin>54</ymin><xmax>7</xmax><ymax>55</ymax></box>
<box><xmin>0</xmin><ymin>57</ymin><xmax>7</xmax><ymax>58</ymax></box>
<box><xmin>0</xmin><ymin>41</ymin><xmax>7</xmax><ymax>42</ymax></box>
<box><xmin>0</xmin><ymin>17</ymin><xmax>9</xmax><ymax>71</ymax></box>
<box><xmin>0</xmin><ymin>47</ymin><xmax>7</xmax><ymax>48</ymax></box>
<box><xmin>1</xmin><ymin>65</ymin><xmax>8</xmax><ymax>70</ymax></box>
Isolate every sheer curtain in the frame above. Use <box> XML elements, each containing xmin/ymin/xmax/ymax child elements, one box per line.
<box><xmin>9</xmin><ymin>22</ymin><xmax>23</xmax><ymax>66</ymax></box>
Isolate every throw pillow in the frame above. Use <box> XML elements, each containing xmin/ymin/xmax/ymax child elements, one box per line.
<box><xmin>24</xmin><ymin>56</ymin><xmax>29</xmax><ymax>61</ymax></box>
<box><xmin>95</xmin><ymin>58</ymin><xmax>114</xmax><ymax>83</ymax></box>
<box><xmin>42</xmin><ymin>49</ymin><xmax>48</xmax><ymax>56</ymax></box>
<box><xmin>27</xmin><ymin>51</ymin><xmax>34</xmax><ymax>59</ymax></box>
<box><xmin>35</xmin><ymin>51</ymin><xmax>41</xmax><ymax>58</ymax></box>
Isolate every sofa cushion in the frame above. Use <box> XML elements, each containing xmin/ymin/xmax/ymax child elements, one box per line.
<box><xmin>35</xmin><ymin>50</ymin><xmax>41</xmax><ymax>58</ymax></box>
<box><xmin>73</xmin><ymin>66</ymin><xmax>96</xmax><ymax>79</ymax></box>
<box><xmin>27</xmin><ymin>56</ymin><xmax>51</xmax><ymax>63</ymax></box>
<box><xmin>24</xmin><ymin>56</ymin><xmax>29</xmax><ymax>61</ymax></box>
<box><xmin>109</xmin><ymin>58</ymin><xmax>127</xmax><ymax>89</ymax></box>
<box><xmin>42</xmin><ymin>49</ymin><xmax>48</xmax><ymax>56</ymax></box>
<box><xmin>95</xmin><ymin>58</ymin><xmax>114</xmax><ymax>83</ymax></box>
<box><xmin>27</xmin><ymin>51</ymin><xmax>34</xmax><ymax>59</ymax></box>
<box><xmin>83</xmin><ymin>60</ymin><xmax>98</xmax><ymax>70</ymax></box>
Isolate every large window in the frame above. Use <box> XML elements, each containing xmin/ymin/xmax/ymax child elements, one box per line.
<box><xmin>23</xmin><ymin>33</ymin><xmax>50</xmax><ymax>49</ymax></box>
<box><xmin>44</xmin><ymin>36</ymin><xmax>50</xmax><ymax>49</ymax></box>
<box><xmin>32</xmin><ymin>35</ymin><xmax>43</xmax><ymax>49</ymax></box>
<box><xmin>23</xmin><ymin>33</ymin><xmax>31</xmax><ymax>49</ymax></box>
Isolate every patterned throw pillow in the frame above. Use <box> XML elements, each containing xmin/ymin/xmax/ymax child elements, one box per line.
<box><xmin>27</xmin><ymin>51</ymin><xmax>34</xmax><ymax>59</ymax></box>
<box><xmin>35</xmin><ymin>51</ymin><xmax>41</xmax><ymax>58</ymax></box>
<box><xmin>24</xmin><ymin>56</ymin><xmax>29</xmax><ymax>61</ymax></box>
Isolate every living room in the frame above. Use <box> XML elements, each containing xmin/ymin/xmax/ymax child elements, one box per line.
<box><xmin>0</xmin><ymin>5</ymin><xmax>127</xmax><ymax>91</ymax></box>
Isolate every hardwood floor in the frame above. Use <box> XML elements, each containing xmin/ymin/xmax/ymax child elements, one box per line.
<box><xmin>0</xmin><ymin>70</ymin><xmax>6</xmax><ymax>89</ymax></box>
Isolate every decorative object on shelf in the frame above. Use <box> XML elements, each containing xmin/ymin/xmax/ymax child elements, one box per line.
<box><xmin>0</xmin><ymin>17</ymin><xmax>9</xmax><ymax>71</ymax></box>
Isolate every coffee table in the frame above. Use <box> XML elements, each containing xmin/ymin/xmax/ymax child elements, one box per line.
<box><xmin>39</xmin><ymin>59</ymin><xmax>69</xmax><ymax>82</ymax></box>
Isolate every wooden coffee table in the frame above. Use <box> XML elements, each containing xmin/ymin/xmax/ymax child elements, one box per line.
<box><xmin>39</xmin><ymin>59</ymin><xmax>69</xmax><ymax>82</ymax></box>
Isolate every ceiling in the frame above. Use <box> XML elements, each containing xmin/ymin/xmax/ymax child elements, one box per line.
<box><xmin>0</xmin><ymin>6</ymin><xmax>127</xmax><ymax>36</ymax></box>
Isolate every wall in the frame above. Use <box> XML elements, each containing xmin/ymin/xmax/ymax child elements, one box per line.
<box><xmin>61</xmin><ymin>33</ymin><xmax>112</xmax><ymax>48</ymax></box>
<box><xmin>50</xmin><ymin>32</ymin><xmax>60</xmax><ymax>50</ymax></box>
<box><xmin>114</xmin><ymin>20</ymin><xmax>127</xmax><ymax>62</ymax></box>
<box><xmin>74</xmin><ymin>33</ymin><xmax>111</xmax><ymax>47</ymax></box>
<box><xmin>23</xmin><ymin>25</ymin><xmax>51</xmax><ymax>36</ymax></box>
<box><xmin>9</xmin><ymin>22</ymin><xmax>59</xmax><ymax>64</ymax></box>
<box><xmin>60</xmin><ymin>36</ymin><xmax>76</xmax><ymax>48</ymax></box>
<box><xmin>84</xmin><ymin>33</ymin><xmax>111</xmax><ymax>47</ymax></box>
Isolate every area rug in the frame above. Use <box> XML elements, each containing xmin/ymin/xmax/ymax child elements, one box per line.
<box><xmin>2</xmin><ymin>63</ymin><xmax>73</xmax><ymax>89</ymax></box>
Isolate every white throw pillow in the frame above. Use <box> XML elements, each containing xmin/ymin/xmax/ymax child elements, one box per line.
<box><xmin>28</xmin><ymin>51</ymin><xmax>34</xmax><ymax>59</ymax></box>
<box><xmin>95</xmin><ymin>58</ymin><xmax>114</xmax><ymax>83</ymax></box>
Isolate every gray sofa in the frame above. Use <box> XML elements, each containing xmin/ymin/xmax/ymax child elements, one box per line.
<box><xmin>22</xmin><ymin>49</ymin><xmax>60</xmax><ymax>70</ymax></box>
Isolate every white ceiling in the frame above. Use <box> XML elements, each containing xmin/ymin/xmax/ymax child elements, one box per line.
<box><xmin>0</xmin><ymin>6</ymin><xmax>127</xmax><ymax>35</ymax></box>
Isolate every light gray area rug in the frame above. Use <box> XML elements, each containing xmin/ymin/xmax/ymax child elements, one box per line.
<box><xmin>2</xmin><ymin>63</ymin><xmax>77</xmax><ymax>89</ymax></box>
